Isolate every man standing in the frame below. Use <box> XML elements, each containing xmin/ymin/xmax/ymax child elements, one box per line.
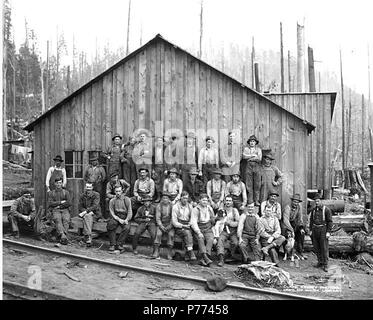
<box><xmin>78</xmin><ymin>182</ymin><xmax>101</xmax><ymax>247</ymax></box>
<box><xmin>8</xmin><ymin>191</ymin><xmax>36</xmax><ymax>238</ymax></box>
<box><xmin>281</xmin><ymin>193</ymin><xmax>307</xmax><ymax>260</ymax></box>
<box><xmin>181</xmin><ymin>132</ymin><xmax>198</xmax><ymax>183</ymax></box>
<box><xmin>260</xmin><ymin>192</ymin><xmax>281</xmax><ymax>219</ymax></box>
<box><xmin>220</xmin><ymin>131</ymin><xmax>241</xmax><ymax>182</ymax></box>
<box><xmin>107</xmin><ymin>186</ymin><xmax>132</xmax><ymax>252</ymax></box>
<box><xmin>242</xmin><ymin>135</ymin><xmax>262</xmax><ymax>205</ymax></box>
<box><xmin>163</xmin><ymin>168</ymin><xmax>183</xmax><ymax>205</ymax></box>
<box><xmin>47</xmin><ymin>177</ymin><xmax>72</xmax><ymax>245</ymax></box>
<box><xmin>259</xmin><ymin>205</ymin><xmax>286</xmax><ymax>266</ymax></box>
<box><xmin>172</xmin><ymin>191</ymin><xmax>197</xmax><ymax>262</ymax></box>
<box><xmin>120</xmin><ymin>136</ymin><xmax>137</xmax><ymax>196</ymax></box>
<box><xmin>153</xmin><ymin>193</ymin><xmax>175</xmax><ymax>260</ymax></box>
<box><xmin>84</xmin><ymin>155</ymin><xmax>106</xmax><ymax>216</ymax></box>
<box><xmin>105</xmin><ymin>133</ymin><xmax>123</xmax><ymax>178</ymax></box>
<box><xmin>132</xmin><ymin>167</ymin><xmax>155</xmax><ymax>213</ymax></box>
<box><xmin>191</xmin><ymin>194</ymin><xmax>215</xmax><ymax>267</ymax></box>
<box><xmin>198</xmin><ymin>136</ymin><xmax>219</xmax><ymax>184</ymax></box>
<box><xmin>45</xmin><ymin>155</ymin><xmax>67</xmax><ymax>192</ymax></box>
<box><xmin>105</xmin><ymin>171</ymin><xmax>130</xmax><ymax>218</ymax></box>
<box><xmin>259</xmin><ymin>152</ymin><xmax>283</xmax><ymax>203</ymax></box>
<box><xmin>238</xmin><ymin>205</ymin><xmax>262</xmax><ymax>263</ymax></box>
<box><xmin>206</xmin><ymin>168</ymin><xmax>226</xmax><ymax>213</ymax></box>
<box><xmin>183</xmin><ymin>168</ymin><xmax>205</xmax><ymax>207</ymax></box>
<box><xmin>133</xmin><ymin>132</ymin><xmax>152</xmax><ymax>175</ymax></box>
<box><xmin>225</xmin><ymin>173</ymin><xmax>247</xmax><ymax>213</ymax></box>
<box><xmin>309</xmin><ymin>193</ymin><xmax>333</xmax><ymax>272</ymax></box>
<box><xmin>132</xmin><ymin>195</ymin><xmax>157</xmax><ymax>255</ymax></box>
<box><xmin>152</xmin><ymin>136</ymin><xmax>165</xmax><ymax>203</ymax></box>
<box><xmin>216</xmin><ymin>195</ymin><xmax>240</xmax><ymax>267</ymax></box>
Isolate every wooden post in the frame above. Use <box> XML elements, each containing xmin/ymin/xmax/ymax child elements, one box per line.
<box><xmin>251</xmin><ymin>37</ymin><xmax>255</xmax><ymax>88</ymax></box>
<box><xmin>362</xmin><ymin>94</ymin><xmax>365</xmax><ymax>173</ymax></box>
<box><xmin>126</xmin><ymin>0</ymin><xmax>131</xmax><ymax>55</ymax></box>
<box><xmin>288</xmin><ymin>50</ymin><xmax>291</xmax><ymax>92</ymax></box>
<box><xmin>340</xmin><ymin>49</ymin><xmax>346</xmax><ymax>172</ymax></box>
<box><xmin>280</xmin><ymin>22</ymin><xmax>284</xmax><ymax>93</ymax></box>
<box><xmin>199</xmin><ymin>0</ymin><xmax>203</xmax><ymax>59</ymax></box>
<box><xmin>254</xmin><ymin>62</ymin><xmax>260</xmax><ymax>92</ymax></box>
<box><xmin>296</xmin><ymin>22</ymin><xmax>305</xmax><ymax>92</ymax></box>
<box><xmin>308</xmin><ymin>46</ymin><xmax>316</xmax><ymax>92</ymax></box>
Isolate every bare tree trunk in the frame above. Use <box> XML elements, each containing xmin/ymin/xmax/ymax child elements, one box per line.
<box><xmin>308</xmin><ymin>46</ymin><xmax>316</xmax><ymax>92</ymax></box>
<box><xmin>199</xmin><ymin>0</ymin><xmax>203</xmax><ymax>59</ymax></box>
<box><xmin>3</xmin><ymin>11</ymin><xmax>8</xmax><ymax>140</ymax></box>
<box><xmin>126</xmin><ymin>0</ymin><xmax>131</xmax><ymax>55</ymax></box>
<box><xmin>296</xmin><ymin>22</ymin><xmax>305</xmax><ymax>92</ymax></box>
<box><xmin>362</xmin><ymin>94</ymin><xmax>365</xmax><ymax>172</ymax></box>
<box><xmin>40</xmin><ymin>59</ymin><xmax>45</xmax><ymax>113</ymax></box>
<box><xmin>67</xmin><ymin>65</ymin><xmax>71</xmax><ymax>95</ymax></box>
<box><xmin>340</xmin><ymin>49</ymin><xmax>346</xmax><ymax>172</ymax></box>
<box><xmin>254</xmin><ymin>63</ymin><xmax>260</xmax><ymax>92</ymax></box>
<box><xmin>346</xmin><ymin>90</ymin><xmax>352</xmax><ymax>167</ymax></box>
<box><xmin>251</xmin><ymin>37</ymin><xmax>255</xmax><ymax>88</ymax></box>
<box><xmin>46</xmin><ymin>41</ymin><xmax>49</xmax><ymax>110</ymax></box>
<box><xmin>280</xmin><ymin>22</ymin><xmax>284</xmax><ymax>93</ymax></box>
<box><xmin>288</xmin><ymin>50</ymin><xmax>291</xmax><ymax>92</ymax></box>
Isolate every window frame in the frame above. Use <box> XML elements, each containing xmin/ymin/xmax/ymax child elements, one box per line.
<box><xmin>65</xmin><ymin>150</ymin><xmax>84</xmax><ymax>179</ymax></box>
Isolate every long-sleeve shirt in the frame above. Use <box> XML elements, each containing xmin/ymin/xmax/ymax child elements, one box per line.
<box><xmin>242</xmin><ymin>145</ymin><xmax>262</xmax><ymax>162</ymax></box>
<box><xmin>84</xmin><ymin>165</ymin><xmax>106</xmax><ymax>184</ymax></box>
<box><xmin>163</xmin><ymin>178</ymin><xmax>183</xmax><ymax>200</ymax></box>
<box><xmin>78</xmin><ymin>191</ymin><xmax>101</xmax><ymax>216</ymax></box>
<box><xmin>48</xmin><ymin>189</ymin><xmax>71</xmax><ymax>210</ymax></box>
<box><xmin>191</xmin><ymin>205</ymin><xmax>215</xmax><ymax>234</ymax></box>
<box><xmin>155</xmin><ymin>203</ymin><xmax>173</xmax><ymax>227</ymax></box>
<box><xmin>134</xmin><ymin>204</ymin><xmax>156</xmax><ymax>223</ymax></box>
<box><xmin>261</xmin><ymin>200</ymin><xmax>282</xmax><ymax>220</ymax></box>
<box><xmin>225</xmin><ymin>181</ymin><xmax>247</xmax><ymax>205</ymax></box>
<box><xmin>206</xmin><ymin>179</ymin><xmax>226</xmax><ymax>202</ymax></box>
<box><xmin>133</xmin><ymin>177</ymin><xmax>155</xmax><ymax>198</ymax></box>
<box><xmin>45</xmin><ymin>166</ymin><xmax>67</xmax><ymax>188</ymax></box>
<box><xmin>220</xmin><ymin>142</ymin><xmax>241</xmax><ymax>166</ymax></box>
<box><xmin>132</xmin><ymin>141</ymin><xmax>152</xmax><ymax>164</ymax></box>
<box><xmin>309</xmin><ymin>205</ymin><xmax>333</xmax><ymax>232</ymax></box>
<box><xmin>260</xmin><ymin>215</ymin><xmax>281</xmax><ymax>239</ymax></box>
<box><xmin>172</xmin><ymin>202</ymin><xmax>194</xmax><ymax>228</ymax></box>
<box><xmin>10</xmin><ymin>196</ymin><xmax>36</xmax><ymax>218</ymax></box>
<box><xmin>109</xmin><ymin>194</ymin><xmax>132</xmax><ymax>220</ymax></box>
<box><xmin>106</xmin><ymin>179</ymin><xmax>130</xmax><ymax>199</ymax></box>
<box><xmin>183</xmin><ymin>178</ymin><xmax>205</xmax><ymax>203</ymax></box>
<box><xmin>282</xmin><ymin>204</ymin><xmax>304</xmax><ymax>234</ymax></box>
<box><xmin>198</xmin><ymin>147</ymin><xmax>219</xmax><ymax>170</ymax></box>
<box><xmin>237</xmin><ymin>213</ymin><xmax>262</xmax><ymax>239</ymax></box>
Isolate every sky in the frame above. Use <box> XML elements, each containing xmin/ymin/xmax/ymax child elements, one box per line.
<box><xmin>10</xmin><ymin>0</ymin><xmax>373</xmax><ymax>97</ymax></box>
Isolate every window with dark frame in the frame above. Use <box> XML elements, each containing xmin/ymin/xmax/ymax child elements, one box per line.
<box><xmin>65</xmin><ymin>151</ymin><xmax>83</xmax><ymax>178</ymax></box>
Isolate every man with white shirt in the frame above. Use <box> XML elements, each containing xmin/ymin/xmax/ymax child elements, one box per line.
<box><xmin>45</xmin><ymin>155</ymin><xmax>67</xmax><ymax>192</ymax></box>
<box><xmin>260</xmin><ymin>192</ymin><xmax>281</xmax><ymax>219</ymax></box>
<box><xmin>163</xmin><ymin>168</ymin><xmax>183</xmax><ymax>204</ymax></box>
<box><xmin>198</xmin><ymin>136</ymin><xmax>219</xmax><ymax>184</ymax></box>
<box><xmin>225</xmin><ymin>173</ymin><xmax>247</xmax><ymax>213</ymax></box>
<box><xmin>206</xmin><ymin>168</ymin><xmax>226</xmax><ymax>213</ymax></box>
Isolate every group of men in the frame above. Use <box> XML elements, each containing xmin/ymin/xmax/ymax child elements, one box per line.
<box><xmin>8</xmin><ymin>131</ymin><xmax>333</xmax><ymax>272</ymax></box>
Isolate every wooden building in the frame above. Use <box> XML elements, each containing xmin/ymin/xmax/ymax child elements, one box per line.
<box><xmin>264</xmin><ymin>92</ymin><xmax>336</xmax><ymax>196</ymax></box>
<box><xmin>25</xmin><ymin>34</ymin><xmax>315</xmax><ymax>214</ymax></box>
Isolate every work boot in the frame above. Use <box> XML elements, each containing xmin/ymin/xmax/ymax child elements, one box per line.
<box><xmin>166</xmin><ymin>247</ymin><xmax>173</xmax><ymax>260</ymax></box>
<box><xmin>108</xmin><ymin>245</ymin><xmax>115</xmax><ymax>252</ymax></box>
<box><xmin>323</xmin><ymin>265</ymin><xmax>329</xmax><ymax>273</ymax></box>
<box><xmin>133</xmin><ymin>248</ymin><xmax>138</xmax><ymax>255</ymax></box>
<box><xmin>199</xmin><ymin>258</ymin><xmax>208</xmax><ymax>266</ymax></box>
<box><xmin>12</xmin><ymin>231</ymin><xmax>20</xmax><ymax>239</ymax></box>
<box><xmin>203</xmin><ymin>253</ymin><xmax>213</xmax><ymax>266</ymax></box>
<box><xmin>261</xmin><ymin>243</ymin><xmax>276</xmax><ymax>256</ymax></box>
<box><xmin>314</xmin><ymin>262</ymin><xmax>322</xmax><ymax>268</ymax></box>
<box><xmin>117</xmin><ymin>244</ymin><xmax>125</xmax><ymax>252</ymax></box>
<box><xmin>217</xmin><ymin>254</ymin><xmax>224</xmax><ymax>267</ymax></box>
<box><xmin>60</xmin><ymin>237</ymin><xmax>68</xmax><ymax>245</ymax></box>
<box><xmin>186</xmin><ymin>249</ymin><xmax>197</xmax><ymax>261</ymax></box>
<box><xmin>151</xmin><ymin>245</ymin><xmax>160</xmax><ymax>259</ymax></box>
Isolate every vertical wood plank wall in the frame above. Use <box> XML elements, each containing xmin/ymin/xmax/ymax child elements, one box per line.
<box><xmin>265</xmin><ymin>93</ymin><xmax>334</xmax><ymax>191</ymax></box>
<box><xmin>33</xmin><ymin>39</ymin><xmax>309</xmax><ymax>214</ymax></box>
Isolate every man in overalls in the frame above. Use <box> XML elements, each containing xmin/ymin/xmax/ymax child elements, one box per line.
<box><xmin>105</xmin><ymin>171</ymin><xmax>130</xmax><ymax>219</ymax></box>
<box><xmin>259</xmin><ymin>152</ymin><xmax>283</xmax><ymax>204</ymax></box>
<box><xmin>220</xmin><ymin>131</ymin><xmax>241</xmax><ymax>183</ymax></box>
<box><xmin>152</xmin><ymin>136</ymin><xmax>166</xmax><ymax>203</ymax></box>
<box><xmin>206</xmin><ymin>168</ymin><xmax>226</xmax><ymax>213</ymax></box>
<box><xmin>133</xmin><ymin>132</ymin><xmax>153</xmax><ymax>175</ymax></box>
<box><xmin>260</xmin><ymin>192</ymin><xmax>281</xmax><ymax>219</ymax></box>
<box><xmin>120</xmin><ymin>136</ymin><xmax>137</xmax><ymax>196</ymax></box>
<box><xmin>309</xmin><ymin>193</ymin><xmax>333</xmax><ymax>272</ymax></box>
<box><xmin>198</xmin><ymin>136</ymin><xmax>219</xmax><ymax>185</ymax></box>
<box><xmin>225</xmin><ymin>173</ymin><xmax>247</xmax><ymax>213</ymax></box>
<box><xmin>45</xmin><ymin>155</ymin><xmax>67</xmax><ymax>192</ymax></box>
<box><xmin>191</xmin><ymin>193</ymin><xmax>215</xmax><ymax>267</ymax></box>
<box><xmin>163</xmin><ymin>168</ymin><xmax>183</xmax><ymax>205</ymax></box>
<box><xmin>132</xmin><ymin>167</ymin><xmax>155</xmax><ymax>213</ymax></box>
<box><xmin>105</xmin><ymin>133</ymin><xmax>123</xmax><ymax>178</ymax></box>
<box><xmin>107</xmin><ymin>185</ymin><xmax>133</xmax><ymax>252</ymax></box>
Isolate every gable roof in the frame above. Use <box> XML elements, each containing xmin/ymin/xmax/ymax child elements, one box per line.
<box><xmin>24</xmin><ymin>34</ymin><xmax>315</xmax><ymax>133</ymax></box>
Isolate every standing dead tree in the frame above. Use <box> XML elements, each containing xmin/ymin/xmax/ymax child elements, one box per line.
<box><xmin>199</xmin><ymin>0</ymin><xmax>204</xmax><ymax>59</ymax></box>
<box><xmin>126</xmin><ymin>0</ymin><xmax>131</xmax><ymax>55</ymax></box>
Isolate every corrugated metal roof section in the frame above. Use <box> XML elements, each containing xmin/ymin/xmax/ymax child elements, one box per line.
<box><xmin>24</xmin><ymin>34</ymin><xmax>316</xmax><ymax>133</ymax></box>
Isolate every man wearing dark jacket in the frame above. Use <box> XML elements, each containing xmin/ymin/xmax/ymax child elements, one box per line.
<box><xmin>183</xmin><ymin>168</ymin><xmax>205</xmax><ymax>207</ymax></box>
<box><xmin>309</xmin><ymin>194</ymin><xmax>333</xmax><ymax>272</ymax></box>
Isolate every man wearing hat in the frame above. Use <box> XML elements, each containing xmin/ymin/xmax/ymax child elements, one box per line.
<box><xmin>242</xmin><ymin>135</ymin><xmax>262</xmax><ymax>206</ymax></box>
<box><xmin>78</xmin><ymin>182</ymin><xmax>101</xmax><ymax>247</ymax></box>
<box><xmin>132</xmin><ymin>195</ymin><xmax>157</xmax><ymax>255</ymax></box>
<box><xmin>132</xmin><ymin>167</ymin><xmax>155</xmax><ymax>213</ymax></box>
<box><xmin>206</xmin><ymin>168</ymin><xmax>226</xmax><ymax>213</ymax></box>
<box><xmin>237</xmin><ymin>204</ymin><xmax>262</xmax><ymax>264</ymax></box>
<box><xmin>45</xmin><ymin>155</ymin><xmax>67</xmax><ymax>192</ymax></box>
<box><xmin>309</xmin><ymin>194</ymin><xmax>333</xmax><ymax>272</ymax></box>
<box><xmin>152</xmin><ymin>136</ymin><xmax>166</xmax><ymax>202</ymax></box>
<box><xmin>198</xmin><ymin>136</ymin><xmax>219</xmax><ymax>184</ymax></box>
<box><xmin>132</xmin><ymin>131</ymin><xmax>152</xmax><ymax>175</ymax></box>
<box><xmin>259</xmin><ymin>151</ymin><xmax>283</xmax><ymax>204</ymax></box>
<box><xmin>172</xmin><ymin>191</ymin><xmax>197</xmax><ymax>261</ymax></box>
<box><xmin>164</xmin><ymin>135</ymin><xmax>183</xmax><ymax>175</ymax></box>
<box><xmin>120</xmin><ymin>136</ymin><xmax>137</xmax><ymax>196</ymax></box>
<box><xmin>281</xmin><ymin>193</ymin><xmax>307</xmax><ymax>259</ymax></box>
<box><xmin>181</xmin><ymin>132</ymin><xmax>198</xmax><ymax>183</ymax></box>
<box><xmin>104</xmin><ymin>133</ymin><xmax>124</xmax><ymax>178</ymax></box>
<box><xmin>220</xmin><ymin>131</ymin><xmax>241</xmax><ymax>182</ymax></box>
<box><xmin>8</xmin><ymin>191</ymin><xmax>36</xmax><ymax>239</ymax></box>
<box><xmin>260</xmin><ymin>192</ymin><xmax>281</xmax><ymax>219</ymax></box>
<box><xmin>84</xmin><ymin>155</ymin><xmax>106</xmax><ymax>215</ymax></box>
<box><xmin>225</xmin><ymin>173</ymin><xmax>247</xmax><ymax>213</ymax></box>
<box><xmin>183</xmin><ymin>167</ymin><xmax>205</xmax><ymax>207</ymax></box>
<box><xmin>163</xmin><ymin>168</ymin><xmax>183</xmax><ymax>205</ymax></box>
<box><xmin>216</xmin><ymin>195</ymin><xmax>241</xmax><ymax>267</ymax></box>
<box><xmin>105</xmin><ymin>171</ymin><xmax>130</xmax><ymax>219</ymax></box>
<box><xmin>153</xmin><ymin>192</ymin><xmax>175</xmax><ymax>259</ymax></box>
<box><xmin>107</xmin><ymin>185</ymin><xmax>133</xmax><ymax>252</ymax></box>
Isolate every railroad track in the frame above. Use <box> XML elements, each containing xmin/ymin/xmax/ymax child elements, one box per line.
<box><xmin>3</xmin><ymin>239</ymin><xmax>320</xmax><ymax>300</ymax></box>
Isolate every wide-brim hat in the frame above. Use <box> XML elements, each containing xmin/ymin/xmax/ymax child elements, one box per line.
<box><xmin>168</xmin><ymin>168</ymin><xmax>180</xmax><ymax>175</ymax></box>
<box><xmin>89</xmin><ymin>156</ymin><xmax>99</xmax><ymax>162</ymax></box>
<box><xmin>141</xmin><ymin>195</ymin><xmax>153</xmax><ymax>202</ymax></box>
<box><xmin>53</xmin><ymin>155</ymin><xmax>64</xmax><ymax>162</ymax></box>
<box><xmin>264</xmin><ymin>152</ymin><xmax>275</xmax><ymax>160</ymax></box>
<box><xmin>189</xmin><ymin>167</ymin><xmax>199</xmax><ymax>175</ymax></box>
<box><xmin>231</xmin><ymin>172</ymin><xmax>242</xmax><ymax>179</ymax></box>
<box><xmin>185</xmin><ymin>131</ymin><xmax>196</xmax><ymax>139</ymax></box>
<box><xmin>138</xmin><ymin>167</ymin><xmax>150</xmax><ymax>173</ymax></box>
<box><xmin>160</xmin><ymin>192</ymin><xmax>171</xmax><ymax>198</ymax></box>
<box><xmin>268</xmin><ymin>191</ymin><xmax>279</xmax><ymax>197</ymax></box>
<box><xmin>112</xmin><ymin>133</ymin><xmax>123</xmax><ymax>141</ymax></box>
<box><xmin>110</xmin><ymin>171</ymin><xmax>120</xmax><ymax>178</ymax></box>
<box><xmin>314</xmin><ymin>193</ymin><xmax>322</xmax><ymax>200</ymax></box>
<box><xmin>247</xmin><ymin>135</ymin><xmax>259</xmax><ymax>145</ymax></box>
<box><xmin>212</xmin><ymin>168</ymin><xmax>223</xmax><ymax>175</ymax></box>
<box><xmin>205</xmin><ymin>136</ymin><xmax>215</xmax><ymax>143</ymax></box>
<box><xmin>290</xmin><ymin>193</ymin><xmax>303</xmax><ymax>203</ymax></box>
<box><xmin>206</xmin><ymin>276</ymin><xmax>227</xmax><ymax>292</ymax></box>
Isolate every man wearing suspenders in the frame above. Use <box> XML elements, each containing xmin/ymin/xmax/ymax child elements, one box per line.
<box><xmin>309</xmin><ymin>193</ymin><xmax>333</xmax><ymax>272</ymax></box>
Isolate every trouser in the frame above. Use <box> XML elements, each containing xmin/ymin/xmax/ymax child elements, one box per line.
<box><xmin>202</xmin><ymin>164</ymin><xmax>216</xmax><ymax>184</ymax></box>
<box><xmin>8</xmin><ymin>213</ymin><xmax>34</xmax><ymax>234</ymax></box>
<box><xmin>181</xmin><ymin>164</ymin><xmax>197</xmax><ymax>184</ymax></box>
<box><xmin>211</xmin><ymin>193</ymin><xmax>223</xmax><ymax>212</ymax></box>
<box><xmin>294</xmin><ymin>227</ymin><xmax>305</xmax><ymax>255</ymax></box>
<box><xmin>194</xmin><ymin>223</ymin><xmax>214</xmax><ymax>256</ymax></box>
<box><xmin>122</xmin><ymin>160</ymin><xmax>136</xmax><ymax>197</ymax></box>
<box><xmin>81</xmin><ymin>214</ymin><xmax>98</xmax><ymax>239</ymax></box>
<box><xmin>154</xmin><ymin>224</ymin><xmax>175</xmax><ymax>247</ymax></box>
<box><xmin>245</xmin><ymin>161</ymin><xmax>261</xmax><ymax>204</ymax></box>
<box><xmin>132</xmin><ymin>222</ymin><xmax>157</xmax><ymax>249</ymax></box>
<box><xmin>175</xmin><ymin>227</ymin><xmax>194</xmax><ymax>250</ymax></box>
<box><xmin>52</xmin><ymin>209</ymin><xmax>70</xmax><ymax>240</ymax></box>
<box><xmin>153</xmin><ymin>164</ymin><xmax>165</xmax><ymax>200</ymax></box>
<box><xmin>93</xmin><ymin>182</ymin><xmax>105</xmax><ymax>217</ymax></box>
<box><xmin>108</xmin><ymin>161</ymin><xmax>121</xmax><ymax>179</ymax></box>
<box><xmin>239</xmin><ymin>234</ymin><xmax>262</xmax><ymax>261</ymax></box>
<box><xmin>260</xmin><ymin>235</ymin><xmax>286</xmax><ymax>264</ymax></box>
<box><xmin>311</xmin><ymin>225</ymin><xmax>329</xmax><ymax>266</ymax></box>
<box><xmin>231</xmin><ymin>195</ymin><xmax>244</xmax><ymax>213</ymax></box>
<box><xmin>105</xmin><ymin>198</ymin><xmax>113</xmax><ymax>219</ymax></box>
<box><xmin>107</xmin><ymin>219</ymin><xmax>131</xmax><ymax>246</ymax></box>
<box><xmin>217</xmin><ymin>230</ymin><xmax>239</xmax><ymax>256</ymax></box>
